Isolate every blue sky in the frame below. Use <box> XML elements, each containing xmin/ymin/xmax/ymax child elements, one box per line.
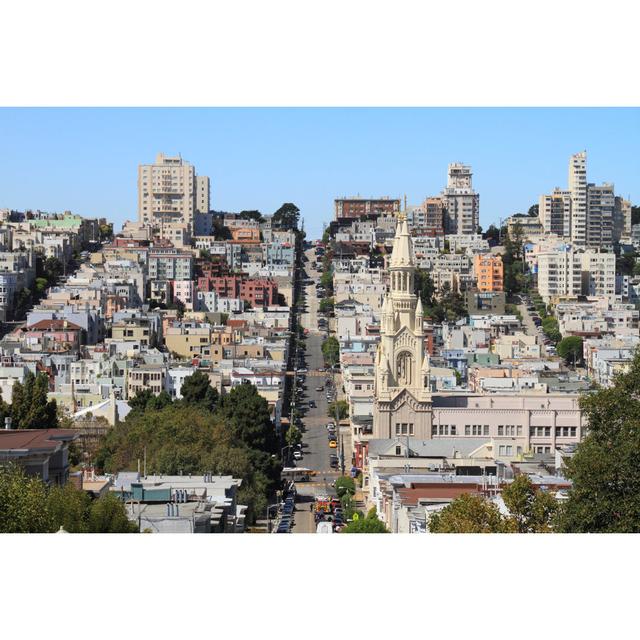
<box><xmin>0</xmin><ymin>107</ymin><xmax>637</xmax><ymax>239</ymax></box>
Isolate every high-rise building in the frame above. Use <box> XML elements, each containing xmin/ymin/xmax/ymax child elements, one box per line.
<box><xmin>586</xmin><ymin>183</ymin><xmax>614</xmax><ymax>248</ymax></box>
<box><xmin>138</xmin><ymin>153</ymin><xmax>209</xmax><ymax>234</ymax></box>
<box><xmin>568</xmin><ymin>151</ymin><xmax>588</xmax><ymax>246</ymax></box>
<box><xmin>540</xmin><ymin>151</ymin><xmax>623</xmax><ymax>248</ymax></box>
<box><xmin>613</xmin><ymin>196</ymin><xmax>632</xmax><ymax>243</ymax></box>
<box><xmin>537</xmin><ymin>248</ymin><xmax>583</xmax><ymax>303</ymax></box>
<box><xmin>440</xmin><ymin>163</ymin><xmax>479</xmax><ymax>235</ymax></box>
<box><xmin>539</xmin><ymin>189</ymin><xmax>571</xmax><ymax>238</ymax></box>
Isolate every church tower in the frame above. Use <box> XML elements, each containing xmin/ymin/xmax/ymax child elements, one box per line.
<box><xmin>373</xmin><ymin>211</ymin><xmax>433</xmax><ymax>439</ymax></box>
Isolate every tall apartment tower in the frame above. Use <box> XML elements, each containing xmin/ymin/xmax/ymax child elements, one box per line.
<box><xmin>586</xmin><ymin>183</ymin><xmax>615</xmax><ymax>248</ymax></box>
<box><xmin>568</xmin><ymin>151</ymin><xmax>588</xmax><ymax>246</ymax></box>
<box><xmin>539</xmin><ymin>189</ymin><xmax>572</xmax><ymax>238</ymax></box>
<box><xmin>441</xmin><ymin>163</ymin><xmax>479</xmax><ymax>235</ymax></box>
<box><xmin>138</xmin><ymin>153</ymin><xmax>209</xmax><ymax>233</ymax></box>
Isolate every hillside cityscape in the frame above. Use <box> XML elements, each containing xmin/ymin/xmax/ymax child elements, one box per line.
<box><xmin>1</xmin><ymin>149</ymin><xmax>639</xmax><ymax>534</ymax></box>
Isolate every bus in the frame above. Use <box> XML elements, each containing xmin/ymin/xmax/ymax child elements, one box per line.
<box><xmin>281</xmin><ymin>467</ymin><xmax>313</xmax><ymax>483</ymax></box>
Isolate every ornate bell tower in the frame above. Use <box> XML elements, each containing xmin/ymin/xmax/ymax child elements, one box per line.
<box><xmin>373</xmin><ymin>211</ymin><xmax>433</xmax><ymax>439</ymax></box>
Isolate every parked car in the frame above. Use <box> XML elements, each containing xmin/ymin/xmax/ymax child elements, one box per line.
<box><xmin>329</xmin><ymin>440</ymin><xmax>338</xmax><ymax>449</ymax></box>
<box><xmin>293</xmin><ymin>450</ymin><xmax>303</xmax><ymax>460</ymax></box>
<box><xmin>309</xmin><ymin>400</ymin><xmax>316</xmax><ymax>408</ymax></box>
<box><xmin>316</xmin><ymin>386</ymin><xmax>324</xmax><ymax>392</ymax></box>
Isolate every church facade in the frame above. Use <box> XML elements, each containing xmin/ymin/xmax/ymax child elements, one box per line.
<box><xmin>373</xmin><ymin>214</ymin><xmax>433</xmax><ymax>439</ymax></box>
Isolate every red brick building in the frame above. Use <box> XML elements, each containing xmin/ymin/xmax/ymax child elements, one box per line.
<box><xmin>334</xmin><ymin>197</ymin><xmax>400</xmax><ymax>220</ymax></box>
<box><xmin>197</xmin><ymin>275</ymin><xmax>278</xmax><ymax>308</ymax></box>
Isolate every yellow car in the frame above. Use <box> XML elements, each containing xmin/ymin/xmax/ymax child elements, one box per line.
<box><xmin>329</xmin><ymin>440</ymin><xmax>337</xmax><ymax>448</ymax></box>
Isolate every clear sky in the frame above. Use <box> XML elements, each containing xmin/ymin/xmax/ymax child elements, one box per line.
<box><xmin>0</xmin><ymin>107</ymin><xmax>637</xmax><ymax>239</ymax></box>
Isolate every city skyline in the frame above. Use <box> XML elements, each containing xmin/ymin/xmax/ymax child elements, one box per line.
<box><xmin>0</xmin><ymin>107</ymin><xmax>638</xmax><ymax>239</ymax></box>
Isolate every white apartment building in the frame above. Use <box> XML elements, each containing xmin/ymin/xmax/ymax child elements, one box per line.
<box><xmin>440</xmin><ymin>163</ymin><xmax>480</xmax><ymax>235</ymax></box>
<box><xmin>537</xmin><ymin>248</ymin><xmax>616</xmax><ymax>303</ymax></box>
<box><xmin>580</xmin><ymin>251</ymin><xmax>616</xmax><ymax>300</ymax></box>
<box><xmin>539</xmin><ymin>189</ymin><xmax>571</xmax><ymax>239</ymax></box>
<box><xmin>138</xmin><ymin>153</ymin><xmax>210</xmax><ymax>234</ymax></box>
<box><xmin>537</xmin><ymin>249</ymin><xmax>583</xmax><ymax>302</ymax></box>
<box><xmin>568</xmin><ymin>151</ymin><xmax>588</xmax><ymax>246</ymax></box>
<box><xmin>541</xmin><ymin>152</ymin><xmax>624</xmax><ymax>249</ymax></box>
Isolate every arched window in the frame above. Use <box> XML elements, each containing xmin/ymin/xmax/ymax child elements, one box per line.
<box><xmin>396</xmin><ymin>351</ymin><xmax>414</xmax><ymax>386</ymax></box>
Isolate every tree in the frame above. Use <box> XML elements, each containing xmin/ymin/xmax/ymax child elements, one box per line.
<box><xmin>321</xmin><ymin>336</ymin><xmax>340</xmax><ymax>366</ymax></box>
<box><xmin>221</xmin><ymin>383</ymin><xmax>277</xmax><ymax>453</ymax></box>
<box><xmin>319</xmin><ymin>297</ymin><xmax>334</xmax><ymax>314</ymax></box>
<box><xmin>47</xmin><ymin>482</ymin><xmax>92</xmax><ymax>533</ymax></box>
<box><xmin>342</xmin><ymin>507</ymin><xmax>388</xmax><ymax>533</ymax></box>
<box><xmin>11</xmin><ymin>371</ymin><xmax>58</xmax><ymax>430</ymax></box>
<box><xmin>502</xmin><ymin>474</ymin><xmax>557</xmax><ymax>533</ymax></box>
<box><xmin>239</xmin><ymin>210</ymin><xmax>264</xmax><ymax>222</ymax></box>
<box><xmin>327</xmin><ymin>400</ymin><xmax>348</xmax><ymax>421</ymax></box>
<box><xmin>528</xmin><ymin>204</ymin><xmax>539</xmax><ymax>217</ymax></box>
<box><xmin>88</xmin><ymin>493</ymin><xmax>138</xmax><ymax>533</ymax></box>
<box><xmin>556</xmin><ymin>350</ymin><xmax>640</xmax><ymax>533</ymax></box>
<box><xmin>541</xmin><ymin>316</ymin><xmax>561</xmax><ymax>344</ymax></box>
<box><xmin>414</xmin><ymin>268</ymin><xmax>436</xmax><ymax>308</ymax></box>
<box><xmin>334</xmin><ymin>476</ymin><xmax>356</xmax><ymax>498</ymax></box>
<box><xmin>483</xmin><ymin>224</ymin><xmax>500</xmax><ymax>245</ymax></box>
<box><xmin>0</xmin><ymin>465</ymin><xmax>52</xmax><ymax>533</ymax></box>
<box><xmin>557</xmin><ymin>336</ymin><xmax>584</xmax><ymax>367</ymax></box>
<box><xmin>272</xmin><ymin>203</ymin><xmax>300</xmax><ymax>232</ymax></box>
<box><xmin>285</xmin><ymin>424</ymin><xmax>302</xmax><ymax>447</ymax></box>
<box><xmin>428</xmin><ymin>494</ymin><xmax>509</xmax><ymax>533</ymax></box>
<box><xmin>98</xmin><ymin>222</ymin><xmax>114</xmax><ymax>242</ymax></box>
<box><xmin>180</xmin><ymin>370</ymin><xmax>219</xmax><ymax>412</ymax></box>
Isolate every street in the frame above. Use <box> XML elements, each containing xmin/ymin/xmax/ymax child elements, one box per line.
<box><xmin>289</xmin><ymin>245</ymin><xmax>341</xmax><ymax>532</ymax></box>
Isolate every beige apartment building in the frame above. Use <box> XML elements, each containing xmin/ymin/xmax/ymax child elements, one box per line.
<box><xmin>138</xmin><ymin>153</ymin><xmax>210</xmax><ymax>235</ymax></box>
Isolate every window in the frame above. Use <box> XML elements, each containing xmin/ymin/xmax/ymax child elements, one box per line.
<box><xmin>544</xmin><ymin>427</ymin><xmax>551</xmax><ymax>437</ymax></box>
<box><xmin>395</xmin><ymin>446</ymin><xmax>401</xmax><ymax>455</ymax></box>
<box><xmin>499</xmin><ymin>445</ymin><xmax>506</xmax><ymax>455</ymax></box>
<box><xmin>409</xmin><ymin>424</ymin><xmax>414</xmax><ymax>436</ymax></box>
<box><xmin>401</xmin><ymin>423</ymin><xmax>408</xmax><ymax>435</ymax></box>
<box><xmin>465</xmin><ymin>425</ymin><xmax>471</xmax><ymax>436</ymax></box>
<box><xmin>517</xmin><ymin>446</ymin><xmax>523</xmax><ymax>455</ymax></box>
<box><xmin>498</xmin><ymin>425</ymin><xmax>504</xmax><ymax>436</ymax></box>
<box><xmin>432</xmin><ymin>425</ymin><xmax>437</xmax><ymax>436</ymax></box>
<box><xmin>506</xmin><ymin>445</ymin><xmax>513</xmax><ymax>456</ymax></box>
<box><xmin>395</xmin><ymin>423</ymin><xmax>401</xmax><ymax>435</ymax></box>
<box><xmin>517</xmin><ymin>425</ymin><xmax>522</xmax><ymax>436</ymax></box>
<box><xmin>451</xmin><ymin>425</ymin><xmax>457</xmax><ymax>436</ymax></box>
<box><xmin>483</xmin><ymin>425</ymin><xmax>489</xmax><ymax>436</ymax></box>
<box><xmin>570</xmin><ymin>427</ymin><xmax>577</xmax><ymax>437</ymax></box>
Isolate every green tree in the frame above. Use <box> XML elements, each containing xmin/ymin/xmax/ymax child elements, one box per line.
<box><xmin>47</xmin><ymin>482</ymin><xmax>92</xmax><ymax>533</ymax></box>
<box><xmin>98</xmin><ymin>222</ymin><xmax>114</xmax><ymax>242</ymax></box>
<box><xmin>483</xmin><ymin>224</ymin><xmax>500</xmax><ymax>245</ymax></box>
<box><xmin>319</xmin><ymin>297</ymin><xmax>334</xmax><ymax>314</ymax></box>
<box><xmin>88</xmin><ymin>492</ymin><xmax>138</xmax><ymax>533</ymax></box>
<box><xmin>334</xmin><ymin>476</ymin><xmax>356</xmax><ymax>498</ymax></box>
<box><xmin>272</xmin><ymin>203</ymin><xmax>300</xmax><ymax>231</ymax></box>
<box><xmin>556</xmin><ymin>350</ymin><xmax>640</xmax><ymax>532</ymax></box>
<box><xmin>321</xmin><ymin>336</ymin><xmax>340</xmax><ymax>366</ymax></box>
<box><xmin>285</xmin><ymin>424</ymin><xmax>302</xmax><ymax>447</ymax></box>
<box><xmin>414</xmin><ymin>268</ymin><xmax>436</xmax><ymax>308</ymax></box>
<box><xmin>502</xmin><ymin>474</ymin><xmax>557</xmax><ymax>533</ymax></box>
<box><xmin>0</xmin><ymin>465</ymin><xmax>53</xmax><ymax>533</ymax></box>
<box><xmin>557</xmin><ymin>336</ymin><xmax>584</xmax><ymax>367</ymax></box>
<box><xmin>528</xmin><ymin>204</ymin><xmax>539</xmax><ymax>217</ymax></box>
<box><xmin>541</xmin><ymin>316</ymin><xmax>561</xmax><ymax>344</ymax></box>
<box><xmin>327</xmin><ymin>400</ymin><xmax>348</xmax><ymax>421</ymax></box>
<box><xmin>221</xmin><ymin>383</ymin><xmax>277</xmax><ymax>453</ymax></box>
<box><xmin>428</xmin><ymin>494</ymin><xmax>509</xmax><ymax>533</ymax></box>
<box><xmin>180</xmin><ymin>370</ymin><xmax>219</xmax><ymax>411</ymax></box>
<box><xmin>239</xmin><ymin>210</ymin><xmax>264</xmax><ymax>222</ymax></box>
<box><xmin>11</xmin><ymin>371</ymin><xmax>58</xmax><ymax>430</ymax></box>
<box><xmin>342</xmin><ymin>507</ymin><xmax>388</xmax><ymax>533</ymax></box>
